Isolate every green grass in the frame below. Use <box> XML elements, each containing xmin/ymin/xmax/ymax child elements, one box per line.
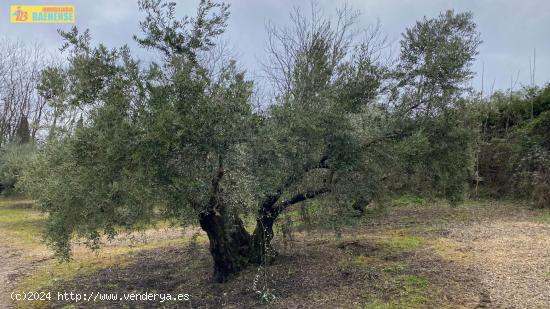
<box><xmin>458</xmin><ymin>198</ymin><xmax>525</xmax><ymax>209</ymax></box>
<box><xmin>393</xmin><ymin>195</ymin><xmax>426</xmax><ymax>206</ymax></box>
<box><xmin>17</xmin><ymin>237</ymin><xmax>190</xmax><ymax>287</ymax></box>
<box><xmin>364</xmin><ymin>301</ymin><xmax>398</xmax><ymax>309</ymax></box>
<box><xmin>4</xmin><ymin>196</ymin><xmax>533</xmax><ymax>309</ymax></box>
<box><xmin>15</xmin><ymin>235</ymin><xmax>203</xmax><ymax>309</ymax></box>
<box><xmin>0</xmin><ymin>197</ymin><xmax>205</xmax><ymax>309</ymax></box>
<box><xmin>0</xmin><ymin>197</ymin><xmax>34</xmax><ymax>208</ymax></box>
<box><xmin>399</xmin><ymin>275</ymin><xmax>430</xmax><ymax>305</ymax></box>
<box><xmin>338</xmin><ymin>255</ymin><xmax>372</xmax><ymax>270</ymax></box>
<box><xmin>534</xmin><ymin>211</ymin><xmax>550</xmax><ymax>224</ymax></box>
<box><xmin>363</xmin><ymin>275</ymin><xmax>431</xmax><ymax>309</ymax></box>
<box><xmin>376</xmin><ymin>235</ymin><xmax>425</xmax><ymax>251</ymax></box>
<box><xmin>0</xmin><ymin>198</ymin><xmax>46</xmax><ymax>251</ymax></box>
<box><xmin>382</xmin><ymin>263</ymin><xmax>406</xmax><ymax>274</ymax></box>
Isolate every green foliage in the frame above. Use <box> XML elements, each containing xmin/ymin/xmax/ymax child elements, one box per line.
<box><xmin>390</xmin><ymin>10</ymin><xmax>481</xmax><ymax>205</ymax></box>
<box><xmin>19</xmin><ymin>0</ymin><xmax>484</xmax><ymax>265</ymax></box>
<box><xmin>134</xmin><ymin>0</ymin><xmax>230</xmax><ymax>59</ymax></box>
<box><xmin>0</xmin><ymin>143</ymin><xmax>36</xmax><ymax>195</ymax></box>
<box><xmin>476</xmin><ymin>85</ymin><xmax>550</xmax><ymax>207</ymax></box>
<box><xmin>20</xmin><ymin>0</ymin><xmax>255</xmax><ymax>259</ymax></box>
<box><xmin>393</xmin><ymin>107</ymin><xmax>477</xmax><ymax>204</ymax></box>
<box><xmin>397</xmin><ymin>10</ymin><xmax>481</xmax><ymax>116</ymax></box>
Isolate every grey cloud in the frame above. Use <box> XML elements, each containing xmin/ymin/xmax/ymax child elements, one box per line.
<box><xmin>0</xmin><ymin>0</ymin><xmax>548</xmax><ymax>91</ymax></box>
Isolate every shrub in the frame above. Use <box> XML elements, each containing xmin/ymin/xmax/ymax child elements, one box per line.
<box><xmin>0</xmin><ymin>143</ymin><xmax>36</xmax><ymax>195</ymax></box>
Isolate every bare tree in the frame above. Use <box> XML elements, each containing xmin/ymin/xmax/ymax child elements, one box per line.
<box><xmin>261</xmin><ymin>2</ymin><xmax>393</xmax><ymax>106</ymax></box>
<box><xmin>0</xmin><ymin>38</ymin><xmax>54</xmax><ymax>146</ymax></box>
<box><xmin>263</xmin><ymin>2</ymin><xmax>355</xmax><ymax>96</ymax></box>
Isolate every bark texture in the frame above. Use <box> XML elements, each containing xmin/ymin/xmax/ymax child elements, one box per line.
<box><xmin>198</xmin><ymin>158</ymin><xmax>330</xmax><ymax>282</ymax></box>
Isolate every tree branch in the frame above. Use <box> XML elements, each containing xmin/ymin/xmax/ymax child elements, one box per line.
<box><xmin>206</xmin><ymin>155</ymin><xmax>224</xmax><ymax>212</ymax></box>
<box><xmin>211</xmin><ymin>156</ymin><xmax>224</xmax><ymax>193</ymax></box>
<box><xmin>363</xmin><ymin>130</ymin><xmax>411</xmax><ymax>149</ymax></box>
<box><xmin>277</xmin><ymin>187</ymin><xmax>330</xmax><ymax>212</ymax></box>
<box><xmin>259</xmin><ymin>155</ymin><xmax>331</xmax><ymax>218</ymax></box>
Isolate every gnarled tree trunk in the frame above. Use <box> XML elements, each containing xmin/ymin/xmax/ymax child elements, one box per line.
<box><xmin>199</xmin><ymin>192</ymin><xmax>280</xmax><ymax>282</ymax></box>
<box><xmin>199</xmin><ymin>208</ymin><xmax>251</xmax><ymax>282</ymax></box>
<box><xmin>250</xmin><ymin>193</ymin><xmax>281</xmax><ymax>264</ymax></box>
<box><xmin>198</xmin><ymin>158</ymin><xmax>254</xmax><ymax>282</ymax></box>
<box><xmin>198</xmin><ymin>158</ymin><xmax>330</xmax><ymax>282</ymax></box>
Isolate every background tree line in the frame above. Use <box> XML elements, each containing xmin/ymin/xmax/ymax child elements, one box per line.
<box><xmin>0</xmin><ymin>39</ymin><xmax>59</xmax><ymax>194</ymax></box>
<box><xmin>0</xmin><ymin>0</ymin><xmax>547</xmax><ymax>282</ymax></box>
<box><xmin>475</xmin><ymin>86</ymin><xmax>550</xmax><ymax>207</ymax></box>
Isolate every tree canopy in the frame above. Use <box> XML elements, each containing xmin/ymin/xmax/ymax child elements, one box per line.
<box><xmin>19</xmin><ymin>0</ymin><xmax>483</xmax><ymax>282</ymax></box>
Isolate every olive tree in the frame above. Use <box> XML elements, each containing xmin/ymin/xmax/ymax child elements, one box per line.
<box><xmin>393</xmin><ymin>10</ymin><xmax>481</xmax><ymax>203</ymax></box>
<box><xmin>20</xmin><ymin>1</ymin><xmax>481</xmax><ymax>282</ymax></box>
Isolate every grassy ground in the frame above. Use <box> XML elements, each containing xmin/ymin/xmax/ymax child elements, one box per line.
<box><xmin>0</xmin><ymin>197</ymin><xmax>45</xmax><ymax>252</ymax></box>
<box><xmin>0</xmin><ymin>197</ymin><xmax>200</xmax><ymax>309</ymax></box>
<box><xmin>2</xmin><ymin>196</ymin><xmax>550</xmax><ymax>308</ymax></box>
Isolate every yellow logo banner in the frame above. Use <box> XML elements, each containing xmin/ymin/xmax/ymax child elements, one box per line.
<box><xmin>10</xmin><ymin>5</ymin><xmax>75</xmax><ymax>23</ymax></box>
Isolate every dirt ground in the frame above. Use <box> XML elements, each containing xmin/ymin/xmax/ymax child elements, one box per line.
<box><xmin>3</xmin><ymin>200</ymin><xmax>550</xmax><ymax>308</ymax></box>
<box><xmin>0</xmin><ymin>201</ymin><xmax>50</xmax><ymax>309</ymax></box>
<box><xmin>0</xmin><ymin>200</ymin><xmax>194</xmax><ymax>309</ymax></box>
<box><xmin>1</xmin><ymin>238</ymin><xmax>57</xmax><ymax>309</ymax></box>
<box><xmin>448</xmin><ymin>220</ymin><xmax>550</xmax><ymax>308</ymax></box>
<box><xmin>0</xmin><ymin>244</ymin><xmax>36</xmax><ymax>309</ymax></box>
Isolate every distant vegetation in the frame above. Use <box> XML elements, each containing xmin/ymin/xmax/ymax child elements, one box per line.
<box><xmin>476</xmin><ymin>86</ymin><xmax>550</xmax><ymax>207</ymax></box>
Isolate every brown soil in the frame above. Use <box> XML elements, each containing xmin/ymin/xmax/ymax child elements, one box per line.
<box><xmin>7</xmin><ymin>201</ymin><xmax>550</xmax><ymax>308</ymax></box>
<box><xmin>0</xmin><ymin>221</ymin><xmax>194</xmax><ymax>308</ymax></box>
<box><xmin>46</xmin><ymin>238</ymin><xmax>483</xmax><ymax>308</ymax></box>
<box><xmin>0</xmin><ymin>242</ymin><xmax>51</xmax><ymax>309</ymax></box>
<box><xmin>447</xmin><ymin>220</ymin><xmax>550</xmax><ymax>308</ymax></box>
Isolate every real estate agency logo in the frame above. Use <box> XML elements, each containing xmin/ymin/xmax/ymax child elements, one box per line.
<box><xmin>10</xmin><ymin>5</ymin><xmax>75</xmax><ymax>23</ymax></box>
<box><xmin>12</xmin><ymin>6</ymin><xmax>28</xmax><ymax>22</ymax></box>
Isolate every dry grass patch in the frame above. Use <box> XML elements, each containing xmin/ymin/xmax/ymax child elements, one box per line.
<box><xmin>430</xmin><ymin>238</ymin><xmax>473</xmax><ymax>263</ymax></box>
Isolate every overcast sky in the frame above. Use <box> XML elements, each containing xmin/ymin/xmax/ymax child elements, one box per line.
<box><xmin>1</xmin><ymin>0</ymin><xmax>549</xmax><ymax>93</ymax></box>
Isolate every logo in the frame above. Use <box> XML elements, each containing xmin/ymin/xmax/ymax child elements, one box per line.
<box><xmin>10</xmin><ymin>5</ymin><xmax>75</xmax><ymax>23</ymax></box>
<box><xmin>12</xmin><ymin>6</ymin><xmax>28</xmax><ymax>22</ymax></box>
